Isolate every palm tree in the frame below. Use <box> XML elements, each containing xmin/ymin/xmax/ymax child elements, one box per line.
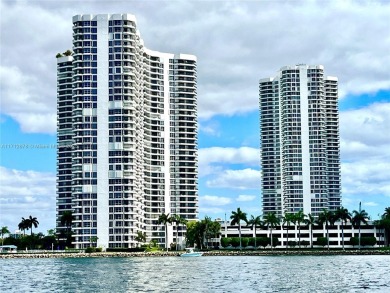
<box><xmin>60</xmin><ymin>211</ymin><xmax>74</xmax><ymax>234</ymax></box>
<box><xmin>208</xmin><ymin>220</ymin><xmax>221</xmax><ymax>248</ymax></box>
<box><xmin>27</xmin><ymin>215</ymin><xmax>39</xmax><ymax>236</ymax></box>
<box><xmin>170</xmin><ymin>214</ymin><xmax>187</xmax><ymax>251</ymax></box>
<box><xmin>247</xmin><ymin>215</ymin><xmax>262</xmax><ymax>248</ymax></box>
<box><xmin>382</xmin><ymin>207</ymin><xmax>390</xmax><ymax>247</ymax></box>
<box><xmin>383</xmin><ymin>207</ymin><xmax>390</xmax><ymax>219</ymax></box>
<box><xmin>18</xmin><ymin>217</ymin><xmax>29</xmax><ymax>236</ymax></box>
<box><xmin>295</xmin><ymin>210</ymin><xmax>305</xmax><ymax>248</ymax></box>
<box><xmin>158</xmin><ymin>213</ymin><xmax>172</xmax><ymax>251</ymax></box>
<box><xmin>135</xmin><ymin>231</ymin><xmax>147</xmax><ymax>247</ymax></box>
<box><xmin>305</xmin><ymin>213</ymin><xmax>316</xmax><ymax>249</ymax></box>
<box><xmin>1</xmin><ymin>226</ymin><xmax>10</xmax><ymax>246</ymax></box>
<box><xmin>352</xmin><ymin>209</ymin><xmax>369</xmax><ymax>250</ymax></box>
<box><xmin>60</xmin><ymin>211</ymin><xmax>74</xmax><ymax>247</ymax></box>
<box><xmin>230</xmin><ymin>208</ymin><xmax>248</xmax><ymax>250</ymax></box>
<box><xmin>263</xmin><ymin>212</ymin><xmax>280</xmax><ymax>250</ymax></box>
<box><xmin>179</xmin><ymin>217</ymin><xmax>188</xmax><ymax>248</ymax></box>
<box><xmin>203</xmin><ymin>216</ymin><xmax>214</xmax><ymax>248</ymax></box>
<box><xmin>334</xmin><ymin>207</ymin><xmax>351</xmax><ymax>250</ymax></box>
<box><xmin>282</xmin><ymin>213</ymin><xmax>295</xmax><ymax>250</ymax></box>
<box><xmin>317</xmin><ymin>209</ymin><xmax>334</xmax><ymax>250</ymax></box>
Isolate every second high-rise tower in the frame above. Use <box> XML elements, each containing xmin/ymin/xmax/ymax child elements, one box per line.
<box><xmin>259</xmin><ymin>65</ymin><xmax>341</xmax><ymax>217</ymax></box>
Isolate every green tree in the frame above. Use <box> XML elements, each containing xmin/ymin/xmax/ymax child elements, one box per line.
<box><xmin>202</xmin><ymin>216</ymin><xmax>213</xmax><ymax>248</ymax></box>
<box><xmin>207</xmin><ymin>220</ymin><xmax>221</xmax><ymax>248</ymax></box>
<box><xmin>294</xmin><ymin>210</ymin><xmax>305</xmax><ymax>248</ymax></box>
<box><xmin>47</xmin><ymin>229</ymin><xmax>56</xmax><ymax>237</ymax></box>
<box><xmin>63</xmin><ymin>50</ymin><xmax>73</xmax><ymax>56</ymax></box>
<box><xmin>1</xmin><ymin>226</ymin><xmax>11</xmax><ymax>246</ymax></box>
<box><xmin>305</xmin><ymin>213</ymin><xmax>316</xmax><ymax>249</ymax></box>
<box><xmin>60</xmin><ymin>211</ymin><xmax>74</xmax><ymax>247</ymax></box>
<box><xmin>18</xmin><ymin>217</ymin><xmax>29</xmax><ymax>236</ymax></box>
<box><xmin>185</xmin><ymin>220</ymin><xmax>206</xmax><ymax>249</ymax></box>
<box><xmin>352</xmin><ymin>209</ymin><xmax>369</xmax><ymax>250</ymax></box>
<box><xmin>135</xmin><ymin>231</ymin><xmax>147</xmax><ymax>247</ymax></box>
<box><xmin>263</xmin><ymin>212</ymin><xmax>280</xmax><ymax>250</ymax></box>
<box><xmin>170</xmin><ymin>215</ymin><xmax>180</xmax><ymax>251</ymax></box>
<box><xmin>185</xmin><ymin>221</ymin><xmax>198</xmax><ymax>248</ymax></box>
<box><xmin>334</xmin><ymin>207</ymin><xmax>351</xmax><ymax>250</ymax></box>
<box><xmin>90</xmin><ymin>236</ymin><xmax>98</xmax><ymax>248</ymax></box>
<box><xmin>56</xmin><ymin>53</ymin><xmax>63</xmax><ymax>58</ymax></box>
<box><xmin>381</xmin><ymin>207</ymin><xmax>390</xmax><ymax>247</ymax></box>
<box><xmin>26</xmin><ymin>215</ymin><xmax>39</xmax><ymax>236</ymax></box>
<box><xmin>247</xmin><ymin>215</ymin><xmax>262</xmax><ymax>248</ymax></box>
<box><xmin>282</xmin><ymin>213</ymin><xmax>295</xmax><ymax>250</ymax></box>
<box><xmin>317</xmin><ymin>209</ymin><xmax>334</xmax><ymax>250</ymax></box>
<box><xmin>60</xmin><ymin>211</ymin><xmax>74</xmax><ymax>234</ymax></box>
<box><xmin>158</xmin><ymin>213</ymin><xmax>172</xmax><ymax>251</ymax></box>
<box><xmin>170</xmin><ymin>215</ymin><xmax>188</xmax><ymax>250</ymax></box>
<box><xmin>230</xmin><ymin>208</ymin><xmax>248</xmax><ymax>250</ymax></box>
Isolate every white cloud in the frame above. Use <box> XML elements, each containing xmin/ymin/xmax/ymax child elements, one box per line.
<box><xmin>206</xmin><ymin>168</ymin><xmax>261</xmax><ymax>190</ymax></box>
<box><xmin>340</xmin><ymin>103</ymin><xmax>390</xmax><ymax>152</ymax></box>
<box><xmin>0</xmin><ymin>166</ymin><xmax>56</xmax><ymax>233</ymax></box>
<box><xmin>236</xmin><ymin>195</ymin><xmax>256</xmax><ymax>202</ymax></box>
<box><xmin>338</xmin><ymin>102</ymin><xmax>390</xmax><ymax>212</ymax></box>
<box><xmin>364</xmin><ymin>202</ymin><xmax>378</xmax><ymax>207</ymax></box>
<box><xmin>341</xmin><ymin>159</ymin><xmax>390</xmax><ymax>200</ymax></box>
<box><xmin>2</xmin><ymin>1</ymin><xmax>390</xmax><ymax>132</ymax></box>
<box><xmin>199</xmin><ymin>120</ymin><xmax>220</xmax><ymax>137</ymax></box>
<box><xmin>199</xmin><ymin>147</ymin><xmax>260</xmax><ymax>177</ymax></box>
<box><xmin>199</xmin><ymin>195</ymin><xmax>232</xmax><ymax>206</ymax></box>
<box><xmin>200</xmin><ymin>207</ymin><xmax>226</xmax><ymax>214</ymax></box>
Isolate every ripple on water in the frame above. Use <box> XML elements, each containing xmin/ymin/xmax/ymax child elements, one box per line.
<box><xmin>1</xmin><ymin>255</ymin><xmax>389</xmax><ymax>292</ymax></box>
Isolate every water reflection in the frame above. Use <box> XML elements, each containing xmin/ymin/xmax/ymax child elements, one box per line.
<box><xmin>1</xmin><ymin>255</ymin><xmax>389</xmax><ymax>292</ymax></box>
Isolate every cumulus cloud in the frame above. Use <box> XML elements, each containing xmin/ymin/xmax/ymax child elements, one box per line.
<box><xmin>0</xmin><ymin>166</ymin><xmax>56</xmax><ymax>232</ymax></box>
<box><xmin>341</xmin><ymin>160</ymin><xmax>390</xmax><ymax>196</ymax></box>
<box><xmin>199</xmin><ymin>146</ymin><xmax>260</xmax><ymax>177</ymax></box>
<box><xmin>206</xmin><ymin>168</ymin><xmax>261</xmax><ymax>190</ymax></box>
<box><xmin>364</xmin><ymin>202</ymin><xmax>378</xmax><ymax>207</ymax></box>
<box><xmin>2</xmin><ymin>1</ymin><xmax>390</xmax><ymax>132</ymax></box>
<box><xmin>340</xmin><ymin>102</ymin><xmax>390</xmax><ymax>160</ymax></box>
<box><xmin>200</xmin><ymin>207</ymin><xmax>226</xmax><ymax>215</ymax></box>
<box><xmin>236</xmin><ymin>195</ymin><xmax>256</xmax><ymax>202</ymax></box>
<box><xmin>199</xmin><ymin>195</ymin><xmax>232</xmax><ymax>206</ymax></box>
<box><xmin>199</xmin><ymin>120</ymin><xmax>221</xmax><ymax>137</ymax></box>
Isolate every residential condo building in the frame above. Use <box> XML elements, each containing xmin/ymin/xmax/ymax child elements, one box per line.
<box><xmin>57</xmin><ymin>14</ymin><xmax>198</xmax><ymax>249</ymax></box>
<box><xmin>259</xmin><ymin>65</ymin><xmax>341</xmax><ymax>218</ymax></box>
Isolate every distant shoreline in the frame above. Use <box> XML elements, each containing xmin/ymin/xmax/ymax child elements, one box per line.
<box><xmin>1</xmin><ymin>249</ymin><xmax>390</xmax><ymax>259</ymax></box>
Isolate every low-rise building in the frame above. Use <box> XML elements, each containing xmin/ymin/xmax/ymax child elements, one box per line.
<box><xmin>217</xmin><ymin>220</ymin><xmax>385</xmax><ymax>248</ymax></box>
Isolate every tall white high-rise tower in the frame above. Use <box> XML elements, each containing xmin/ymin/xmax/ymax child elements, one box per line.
<box><xmin>57</xmin><ymin>14</ymin><xmax>198</xmax><ymax>249</ymax></box>
<box><xmin>259</xmin><ymin>65</ymin><xmax>340</xmax><ymax>218</ymax></box>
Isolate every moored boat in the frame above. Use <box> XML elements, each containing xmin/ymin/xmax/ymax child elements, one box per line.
<box><xmin>180</xmin><ymin>247</ymin><xmax>202</xmax><ymax>257</ymax></box>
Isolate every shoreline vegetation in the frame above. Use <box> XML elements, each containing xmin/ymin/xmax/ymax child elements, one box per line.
<box><xmin>1</xmin><ymin>249</ymin><xmax>390</xmax><ymax>259</ymax></box>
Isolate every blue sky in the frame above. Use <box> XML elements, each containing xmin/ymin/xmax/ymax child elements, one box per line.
<box><xmin>1</xmin><ymin>0</ymin><xmax>390</xmax><ymax>233</ymax></box>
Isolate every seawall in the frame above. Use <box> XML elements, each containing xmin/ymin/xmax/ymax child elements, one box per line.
<box><xmin>1</xmin><ymin>249</ymin><xmax>390</xmax><ymax>259</ymax></box>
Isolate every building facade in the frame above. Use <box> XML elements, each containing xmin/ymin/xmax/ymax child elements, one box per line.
<box><xmin>259</xmin><ymin>65</ymin><xmax>341</xmax><ymax>218</ymax></box>
<box><xmin>218</xmin><ymin>220</ymin><xmax>385</xmax><ymax>249</ymax></box>
<box><xmin>57</xmin><ymin>14</ymin><xmax>198</xmax><ymax>249</ymax></box>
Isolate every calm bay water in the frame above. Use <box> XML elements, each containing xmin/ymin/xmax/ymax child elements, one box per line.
<box><xmin>1</xmin><ymin>255</ymin><xmax>389</xmax><ymax>292</ymax></box>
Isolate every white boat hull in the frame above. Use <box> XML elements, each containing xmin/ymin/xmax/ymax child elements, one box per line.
<box><xmin>180</xmin><ymin>252</ymin><xmax>203</xmax><ymax>257</ymax></box>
